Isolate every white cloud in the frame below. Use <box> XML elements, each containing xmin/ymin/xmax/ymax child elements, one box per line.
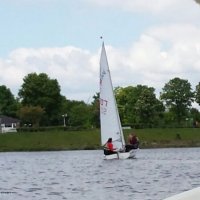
<box><xmin>1</xmin><ymin>21</ymin><xmax>200</xmax><ymax>104</ymax></box>
<box><xmin>104</xmin><ymin>23</ymin><xmax>200</xmax><ymax>98</ymax></box>
<box><xmin>1</xmin><ymin>0</ymin><xmax>200</xmax><ymax>107</ymax></box>
<box><xmin>0</xmin><ymin>46</ymin><xmax>99</xmax><ymax>102</ymax></box>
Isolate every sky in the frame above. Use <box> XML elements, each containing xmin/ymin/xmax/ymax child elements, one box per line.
<box><xmin>0</xmin><ymin>0</ymin><xmax>200</xmax><ymax>106</ymax></box>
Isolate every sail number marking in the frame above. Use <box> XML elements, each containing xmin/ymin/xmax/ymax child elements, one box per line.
<box><xmin>100</xmin><ymin>98</ymin><xmax>108</xmax><ymax>115</ymax></box>
<box><xmin>100</xmin><ymin>98</ymin><xmax>108</xmax><ymax>106</ymax></box>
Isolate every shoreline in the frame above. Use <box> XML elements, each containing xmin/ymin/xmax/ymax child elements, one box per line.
<box><xmin>0</xmin><ymin>128</ymin><xmax>199</xmax><ymax>152</ymax></box>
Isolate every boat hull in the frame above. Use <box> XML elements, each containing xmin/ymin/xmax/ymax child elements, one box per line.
<box><xmin>163</xmin><ymin>187</ymin><xmax>200</xmax><ymax>200</ymax></box>
<box><xmin>104</xmin><ymin>149</ymin><xmax>137</xmax><ymax>160</ymax></box>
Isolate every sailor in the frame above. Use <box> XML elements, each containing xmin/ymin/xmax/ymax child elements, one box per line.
<box><xmin>129</xmin><ymin>133</ymin><xmax>139</xmax><ymax>147</ymax></box>
<box><xmin>103</xmin><ymin>138</ymin><xmax>117</xmax><ymax>155</ymax></box>
<box><xmin>125</xmin><ymin>133</ymin><xmax>139</xmax><ymax>152</ymax></box>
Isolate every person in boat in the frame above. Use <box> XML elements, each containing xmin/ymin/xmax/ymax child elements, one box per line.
<box><xmin>103</xmin><ymin>138</ymin><xmax>118</xmax><ymax>155</ymax></box>
<box><xmin>125</xmin><ymin>133</ymin><xmax>139</xmax><ymax>152</ymax></box>
<box><xmin>129</xmin><ymin>133</ymin><xmax>139</xmax><ymax>147</ymax></box>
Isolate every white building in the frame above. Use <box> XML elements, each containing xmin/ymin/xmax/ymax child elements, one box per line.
<box><xmin>0</xmin><ymin>115</ymin><xmax>20</xmax><ymax>133</ymax></box>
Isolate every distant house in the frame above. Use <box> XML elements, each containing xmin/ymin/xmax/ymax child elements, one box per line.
<box><xmin>0</xmin><ymin>115</ymin><xmax>20</xmax><ymax>133</ymax></box>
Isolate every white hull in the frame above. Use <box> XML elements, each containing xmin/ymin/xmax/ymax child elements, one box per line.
<box><xmin>163</xmin><ymin>187</ymin><xmax>200</xmax><ymax>200</ymax></box>
<box><xmin>104</xmin><ymin>149</ymin><xmax>137</xmax><ymax>160</ymax></box>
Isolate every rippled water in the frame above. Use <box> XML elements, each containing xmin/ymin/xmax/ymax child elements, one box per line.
<box><xmin>0</xmin><ymin>148</ymin><xmax>200</xmax><ymax>200</ymax></box>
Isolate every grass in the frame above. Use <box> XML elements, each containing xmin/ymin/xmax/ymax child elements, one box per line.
<box><xmin>133</xmin><ymin>128</ymin><xmax>200</xmax><ymax>148</ymax></box>
<box><xmin>0</xmin><ymin>128</ymin><xmax>199</xmax><ymax>152</ymax></box>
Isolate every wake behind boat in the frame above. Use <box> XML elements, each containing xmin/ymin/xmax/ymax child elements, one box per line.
<box><xmin>99</xmin><ymin>42</ymin><xmax>138</xmax><ymax>160</ymax></box>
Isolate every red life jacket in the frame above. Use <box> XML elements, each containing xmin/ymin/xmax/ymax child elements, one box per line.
<box><xmin>106</xmin><ymin>142</ymin><xmax>114</xmax><ymax>151</ymax></box>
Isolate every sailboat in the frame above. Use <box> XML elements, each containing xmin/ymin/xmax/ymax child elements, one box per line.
<box><xmin>99</xmin><ymin>42</ymin><xmax>137</xmax><ymax>160</ymax></box>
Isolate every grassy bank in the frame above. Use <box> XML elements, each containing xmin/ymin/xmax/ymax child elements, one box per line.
<box><xmin>0</xmin><ymin>128</ymin><xmax>199</xmax><ymax>152</ymax></box>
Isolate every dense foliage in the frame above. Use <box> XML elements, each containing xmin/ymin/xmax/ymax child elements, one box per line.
<box><xmin>18</xmin><ymin>73</ymin><xmax>63</xmax><ymax>125</ymax></box>
<box><xmin>0</xmin><ymin>73</ymin><xmax>200</xmax><ymax>128</ymax></box>
<box><xmin>115</xmin><ymin>85</ymin><xmax>165</xmax><ymax>127</ymax></box>
<box><xmin>18</xmin><ymin>105</ymin><xmax>45</xmax><ymax>127</ymax></box>
<box><xmin>0</xmin><ymin>85</ymin><xmax>18</xmax><ymax>117</ymax></box>
<box><xmin>196</xmin><ymin>82</ymin><xmax>200</xmax><ymax>105</ymax></box>
<box><xmin>160</xmin><ymin>77</ymin><xmax>194</xmax><ymax>124</ymax></box>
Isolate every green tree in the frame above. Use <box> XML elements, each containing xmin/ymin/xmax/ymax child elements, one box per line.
<box><xmin>189</xmin><ymin>108</ymin><xmax>200</xmax><ymax>127</ymax></box>
<box><xmin>18</xmin><ymin>73</ymin><xmax>62</xmax><ymax>125</ymax></box>
<box><xmin>134</xmin><ymin>87</ymin><xmax>164</xmax><ymax>127</ymax></box>
<box><xmin>91</xmin><ymin>93</ymin><xmax>100</xmax><ymax>128</ymax></box>
<box><xmin>162</xmin><ymin>111</ymin><xmax>177</xmax><ymax>126</ymax></box>
<box><xmin>195</xmin><ymin>82</ymin><xmax>200</xmax><ymax>106</ymax></box>
<box><xmin>160</xmin><ymin>77</ymin><xmax>194</xmax><ymax>124</ymax></box>
<box><xmin>114</xmin><ymin>86</ymin><xmax>130</xmax><ymax>124</ymax></box>
<box><xmin>0</xmin><ymin>85</ymin><xmax>18</xmax><ymax>117</ymax></box>
<box><xmin>67</xmin><ymin>100</ymin><xmax>92</xmax><ymax>128</ymax></box>
<box><xmin>18</xmin><ymin>105</ymin><xmax>45</xmax><ymax>127</ymax></box>
<box><xmin>115</xmin><ymin>86</ymin><xmax>142</xmax><ymax>124</ymax></box>
<box><xmin>115</xmin><ymin>85</ymin><xmax>164</xmax><ymax>127</ymax></box>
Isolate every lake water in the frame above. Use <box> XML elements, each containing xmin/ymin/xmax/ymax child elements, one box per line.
<box><xmin>0</xmin><ymin>148</ymin><xmax>200</xmax><ymax>200</ymax></box>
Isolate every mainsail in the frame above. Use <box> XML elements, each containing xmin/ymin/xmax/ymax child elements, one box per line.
<box><xmin>99</xmin><ymin>42</ymin><xmax>125</xmax><ymax>150</ymax></box>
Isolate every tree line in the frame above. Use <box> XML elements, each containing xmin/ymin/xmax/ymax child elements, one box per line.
<box><xmin>0</xmin><ymin>73</ymin><xmax>200</xmax><ymax>129</ymax></box>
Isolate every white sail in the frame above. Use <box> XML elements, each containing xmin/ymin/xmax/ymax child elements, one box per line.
<box><xmin>99</xmin><ymin>42</ymin><xmax>125</xmax><ymax>150</ymax></box>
